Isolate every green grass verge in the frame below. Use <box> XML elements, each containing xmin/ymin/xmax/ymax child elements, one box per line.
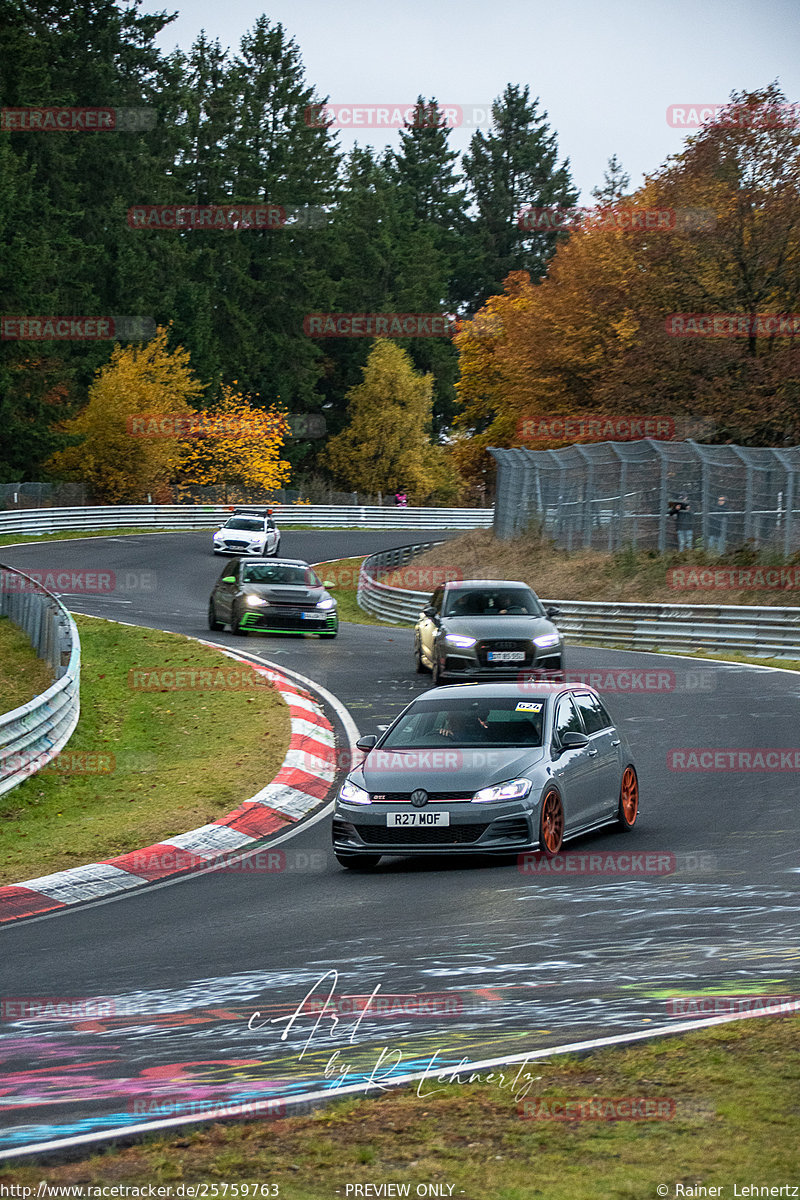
<box><xmin>0</xmin><ymin>615</ymin><xmax>290</xmax><ymax>883</ymax></box>
<box><xmin>0</xmin><ymin>1017</ymin><xmax>797</xmax><ymax>1193</ymax></box>
<box><xmin>0</xmin><ymin>525</ymin><xmax>406</xmax><ymax>548</ymax></box>
<box><xmin>0</xmin><ymin>615</ymin><xmax>54</xmax><ymax>711</ymax></box>
<box><xmin>0</xmin><ymin>527</ymin><xmax>197</xmax><ymax>547</ymax></box>
<box><xmin>316</xmin><ymin>556</ymin><xmax>400</xmax><ymax>627</ymax></box>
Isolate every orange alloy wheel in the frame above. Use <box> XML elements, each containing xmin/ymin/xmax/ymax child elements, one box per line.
<box><xmin>619</xmin><ymin>766</ymin><xmax>639</xmax><ymax>828</ymax></box>
<box><xmin>539</xmin><ymin>789</ymin><xmax>564</xmax><ymax>856</ymax></box>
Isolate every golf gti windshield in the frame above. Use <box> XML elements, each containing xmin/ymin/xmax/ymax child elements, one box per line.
<box><xmin>380</xmin><ymin>696</ymin><xmax>547</xmax><ymax>749</ymax></box>
<box><xmin>241</xmin><ymin>563</ymin><xmax>321</xmax><ymax>586</ymax></box>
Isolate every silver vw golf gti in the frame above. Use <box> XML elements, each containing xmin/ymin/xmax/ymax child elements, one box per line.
<box><xmin>332</xmin><ymin>683</ymin><xmax>638</xmax><ymax>869</ymax></box>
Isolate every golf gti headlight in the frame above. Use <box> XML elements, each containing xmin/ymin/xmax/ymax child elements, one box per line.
<box><xmin>245</xmin><ymin>593</ymin><xmax>267</xmax><ymax>606</ymax></box>
<box><xmin>316</xmin><ymin>597</ymin><xmax>336</xmax><ymax>610</ymax></box>
<box><xmin>339</xmin><ymin>779</ymin><xmax>371</xmax><ymax>805</ymax></box>
<box><xmin>533</xmin><ymin>632</ymin><xmax>560</xmax><ymax>648</ymax></box>
<box><xmin>445</xmin><ymin>634</ymin><xmax>477</xmax><ymax>648</ymax></box>
<box><xmin>472</xmin><ymin>777</ymin><xmax>533</xmax><ymax>803</ymax></box>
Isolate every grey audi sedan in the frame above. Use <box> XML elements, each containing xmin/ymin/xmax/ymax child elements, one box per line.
<box><xmin>413</xmin><ymin>580</ymin><xmax>564</xmax><ymax>685</ymax></box>
<box><xmin>332</xmin><ymin>682</ymin><xmax>638</xmax><ymax>869</ymax></box>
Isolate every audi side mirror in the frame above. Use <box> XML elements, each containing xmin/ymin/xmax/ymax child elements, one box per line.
<box><xmin>422</xmin><ymin>606</ymin><xmax>437</xmax><ymax>620</ymax></box>
<box><xmin>323</xmin><ymin>580</ymin><xmax>335</xmax><ymax>588</ymax></box>
<box><xmin>356</xmin><ymin>735</ymin><xmax>378</xmax><ymax>751</ymax></box>
<box><xmin>546</xmin><ymin>606</ymin><xmax>561</xmax><ymax>619</ymax></box>
<box><xmin>222</xmin><ymin>576</ymin><xmax>236</xmax><ymax>584</ymax></box>
<box><xmin>561</xmin><ymin>731</ymin><xmax>589</xmax><ymax>749</ymax></box>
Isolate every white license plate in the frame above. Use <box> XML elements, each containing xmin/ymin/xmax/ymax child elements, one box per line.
<box><xmin>387</xmin><ymin>812</ymin><xmax>450</xmax><ymax>827</ymax></box>
<box><xmin>300</xmin><ymin>612</ymin><xmax>325</xmax><ymax>620</ymax></box>
<box><xmin>487</xmin><ymin>651</ymin><xmax>526</xmax><ymax>663</ymax></box>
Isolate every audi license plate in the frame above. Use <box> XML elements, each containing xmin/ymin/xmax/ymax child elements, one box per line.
<box><xmin>387</xmin><ymin>812</ymin><xmax>450</xmax><ymax>827</ymax></box>
<box><xmin>300</xmin><ymin>612</ymin><xmax>325</xmax><ymax>620</ymax></box>
<box><xmin>487</xmin><ymin>650</ymin><xmax>526</xmax><ymax>662</ymax></box>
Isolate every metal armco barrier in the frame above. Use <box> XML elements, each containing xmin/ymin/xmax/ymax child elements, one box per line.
<box><xmin>357</xmin><ymin>544</ymin><xmax>800</xmax><ymax>658</ymax></box>
<box><xmin>0</xmin><ymin>504</ymin><xmax>494</xmax><ymax>537</ymax></box>
<box><xmin>0</xmin><ymin>565</ymin><xmax>80</xmax><ymax>798</ymax></box>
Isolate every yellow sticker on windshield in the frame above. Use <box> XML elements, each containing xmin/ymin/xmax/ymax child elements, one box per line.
<box><xmin>516</xmin><ymin>702</ymin><xmax>542</xmax><ymax>712</ymax></box>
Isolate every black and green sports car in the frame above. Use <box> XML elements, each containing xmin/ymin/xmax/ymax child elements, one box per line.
<box><xmin>208</xmin><ymin>558</ymin><xmax>338</xmax><ymax>637</ymax></box>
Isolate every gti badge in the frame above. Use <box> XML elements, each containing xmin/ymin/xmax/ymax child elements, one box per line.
<box><xmin>411</xmin><ymin>788</ymin><xmax>429</xmax><ymax>808</ymax></box>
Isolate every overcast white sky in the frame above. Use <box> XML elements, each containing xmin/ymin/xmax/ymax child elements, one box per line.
<box><xmin>141</xmin><ymin>0</ymin><xmax>800</xmax><ymax>201</ymax></box>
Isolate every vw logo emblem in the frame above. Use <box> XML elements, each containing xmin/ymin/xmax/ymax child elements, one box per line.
<box><xmin>411</xmin><ymin>788</ymin><xmax>429</xmax><ymax>808</ymax></box>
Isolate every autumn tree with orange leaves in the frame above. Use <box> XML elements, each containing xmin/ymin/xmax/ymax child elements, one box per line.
<box><xmin>174</xmin><ymin>386</ymin><xmax>291</xmax><ymax>499</ymax></box>
<box><xmin>453</xmin><ymin>85</ymin><xmax>800</xmax><ymax>490</ymax></box>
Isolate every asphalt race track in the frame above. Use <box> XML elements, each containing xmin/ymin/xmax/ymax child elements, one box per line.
<box><xmin>1</xmin><ymin>530</ymin><xmax>799</xmax><ymax>1155</ymax></box>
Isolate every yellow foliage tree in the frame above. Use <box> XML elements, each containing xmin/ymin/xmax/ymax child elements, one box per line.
<box><xmin>47</xmin><ymin>326</ymin><xmax>204</xmax><ymax>502</ymax></box>
<box><xmin>174</xmin><ymin>385</ymin><xmax>291</xmax><ymax>499</ymax></box>
<box><xmin>321</xmin><ymin>340</ymin><xmax>458</xmax><ymax>503</ymax></box>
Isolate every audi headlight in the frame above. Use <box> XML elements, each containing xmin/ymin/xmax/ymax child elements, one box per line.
<box><xmin>445</xmin><ymin>634</ymin><xmax>477</xmax><ymax>648</ymax></box>
<box><xmin>472</xmin><ymin>777</ymin><xmax>533</xmax><ymax>803</ymax></box>
<box><xmin>316</xmin><ymin>597</ymin><xmax>336</xmax><ymax>610</ymax></box>
<box><xmin>533</xmin><ymin>633</ymin><xmax>560</xmax><ymax>648</ymax></box>
<box><xmin>245</xmin><ymin>593</ymin><xmax>267</xmax><ymax>606</ymax></box>
<box><xmin>339</xmin><ymin>779</ymin><xmax>370</xmax><ymax>805</ymax></box>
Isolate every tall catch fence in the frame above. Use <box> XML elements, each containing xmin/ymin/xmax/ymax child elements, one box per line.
<box><xmin>490</xmin><ymin>440</ymin><xmax>800</xmax><ymax>553</ymax></box>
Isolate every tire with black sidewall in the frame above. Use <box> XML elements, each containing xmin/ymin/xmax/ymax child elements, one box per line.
<box><xmin>208</xmin><ymin>600</ymin><xmax>223</xmax><ymax>631</ymax></box>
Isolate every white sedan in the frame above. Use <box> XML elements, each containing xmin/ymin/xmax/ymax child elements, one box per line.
<box><xmin>212</xmin><ymin>510</ymin><xmax>281</xmax><ymax>556</ymax></box>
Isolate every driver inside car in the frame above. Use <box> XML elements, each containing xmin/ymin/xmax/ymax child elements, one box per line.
<box><xmin>436</xmin><ymin>708</ymin><xmax>490</xmax><ymax>741</ymax></box>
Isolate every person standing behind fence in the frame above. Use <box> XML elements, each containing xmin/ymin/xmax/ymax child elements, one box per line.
<box><xmin>707</xmin><ymin>495</ymin><xmax>729</xmax><ymax>553</ymax></box>
<box><xmin>395</xmin><ymin>489</ymin><xmax>408</xmax><ymax>507</ymax></box>
<box><xmin>670</xmin><ymin>494</ymin><xmax>694</xmax><ymax>551</ymax></box>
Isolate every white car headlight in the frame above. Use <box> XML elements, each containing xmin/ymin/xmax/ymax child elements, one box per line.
<box><xmin>245</xmin><ymin>593</ymin><xmax>267</xmax><ymax>606</ymax></box>
<box><xmin>472</xmin><ymin>777</ymin><xmax>533</xmax><ymax>803</ymax></box>
<box><xmin>533</xmin><ymin>633</ymin><xmax>560</xmax><ymax>648</ymax></box>
<box><xmin>339</xmin><ymin>779</ymin><xmax>370</xmax><ymax>805</ymax></box>
<box><xmin>445</xmin><ymin>634</ymin><xmax>477</xmax><ymax>648</ymax></box>
<box><xmin>316</xmin><ymin>597</ymin><xmax>336</xmax><ymax>610</ymax></box>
